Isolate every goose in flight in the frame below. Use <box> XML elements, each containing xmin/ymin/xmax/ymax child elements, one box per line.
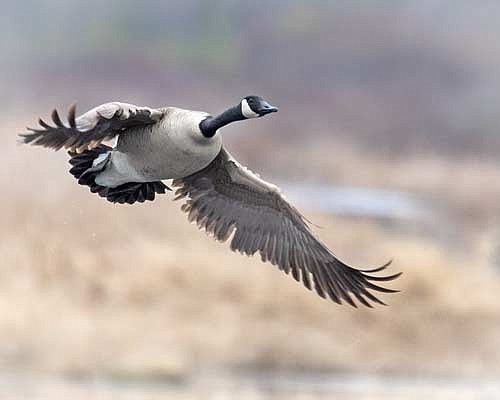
<box><xmin>20</xmin><ymin>96</ymin><xmax>400</xmax><ymax>307</ymax></box>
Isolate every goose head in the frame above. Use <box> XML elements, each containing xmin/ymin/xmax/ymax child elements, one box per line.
<box><xmin>199</xmin><ymin>95</ymin><xmax>278</xmax><ymax>137</ymax></box>
<box><xmin>240</xmin><ymin>95</ymin><xmax>278</xmax><ymax>118</ymax></box>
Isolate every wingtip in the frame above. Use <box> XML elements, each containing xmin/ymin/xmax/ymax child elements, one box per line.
<box><xmin>19</xmin><ymin>131</ymin><xmax>37</xmax><ymax>145</ymax></box>
<box><xmin>360</xmin><ymin>259</ymin><xmax>393</xmax><ymax>273</ymax></box>
<box><xmin>365</xmin><ymin>271</ymin><xmax>403</xmax><ymax>282</ymax></box>
<box><xmin>68</xmin><ymin>103</ymin><xmax>77</xmax><ymax>128</ymax></box>
<box><xmin>339</xmin><ymin>259</ymin><xmax>401</xmax><ymax>307</ymax></box>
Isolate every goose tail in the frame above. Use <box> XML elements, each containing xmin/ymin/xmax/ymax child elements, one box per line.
<box><xmin>68</xmin><ymin>145</ymin><xmax>170</xmax><ymax>204</ymax></box>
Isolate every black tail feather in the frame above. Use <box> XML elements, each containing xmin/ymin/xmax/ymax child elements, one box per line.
<box><xmin>68</xmin><ymin>145</ymin><xmax>170</xmax><ymax>204</ymax></box>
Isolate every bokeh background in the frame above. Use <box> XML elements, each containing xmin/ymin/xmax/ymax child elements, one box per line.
<box><xmin>2</xmin><ymin>1</ymin><xmax>500</xmax><ymax>399</ymax></box>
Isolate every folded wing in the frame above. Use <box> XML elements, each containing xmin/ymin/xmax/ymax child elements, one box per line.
<box><xmin>20</xmin><ymin>102</ymin><xmax>163</xmax><ymax>152</ymax></box>
<box><xmin>173</xmin><ymin>148</ymin><xmax>401</xmax><ymax>307</ymax></box>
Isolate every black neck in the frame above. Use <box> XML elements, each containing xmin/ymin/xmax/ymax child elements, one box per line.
<box><xmin>199</xmin><ymin>104</ymin><xmax>245</xmax><ymax>138</ymax></box>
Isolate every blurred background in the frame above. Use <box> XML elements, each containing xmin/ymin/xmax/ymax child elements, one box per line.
<box><xmin>2</xmin><ymin>1</ymin><xmax>500</xmax><ymax>399</ymax></box>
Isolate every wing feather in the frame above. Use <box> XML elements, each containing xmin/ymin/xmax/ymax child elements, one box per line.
<box><xmin>173</xmin><ymin>148</ymin><xmax>401</xmax><ymax>307</ymax></box>
<box><xmin>20</xmin><ymin>102</ymin><xmax>163</xmax><ymax>152</ymax></box>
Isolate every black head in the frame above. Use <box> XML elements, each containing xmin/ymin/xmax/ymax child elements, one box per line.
<box><xmin>241</xmin><ymin>95</ymin><xmax>278</xmax><ymax>118</ymax></box>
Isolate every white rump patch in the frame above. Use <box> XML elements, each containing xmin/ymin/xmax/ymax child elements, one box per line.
<box><xmin>92</xmin><ymin>152</ymin><xmax>110</xmax><ymax>168</ymax></box>
<box><xmin>241</xmin><ymin>99</ymin><xmax>259</xmax><ymax>119</ymax></box>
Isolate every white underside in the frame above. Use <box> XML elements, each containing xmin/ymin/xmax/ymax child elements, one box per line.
<box><xmin>94</xmin><ymin>151</ymin><xmax>147</xmax><ymax>187</ymax></box>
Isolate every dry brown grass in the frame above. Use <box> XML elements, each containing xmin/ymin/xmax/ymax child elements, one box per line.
<box><xmin>2</xmin><ymin>116</ymin><xmax>500</xmax><ymax>382</ymax></box>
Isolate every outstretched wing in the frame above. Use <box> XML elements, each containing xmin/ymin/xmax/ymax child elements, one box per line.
<box><xmin>173</xmin><ymin>148</ymin><xmax>401</xmax><ymax>307</ymax></box>
<box><xmin>20</xmin><ymin>102</ymin><xmax>163</xmax><ymax>152</ymax></box>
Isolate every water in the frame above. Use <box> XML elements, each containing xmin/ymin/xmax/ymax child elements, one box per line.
<box><xmin>1</xmin><ymin>370</ymin><xmax>499</xmax><ymax>399</ymax></box>
<box><xmin>282</xmin><ymin>183</ymin><xmax>434</xmax><ymax>221</ymax></box>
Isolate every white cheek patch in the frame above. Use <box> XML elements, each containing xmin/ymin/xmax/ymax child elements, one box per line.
<box><xmin>241</xmin><ymin>99</ymin><xmax>259</xmax><ymax>119</ymax></box>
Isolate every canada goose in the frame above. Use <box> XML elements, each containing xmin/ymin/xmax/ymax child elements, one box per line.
<box><xmin>20</xmin><ymin>96</ymin><xmax>400</xmax><ymax>307</ymax></box>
